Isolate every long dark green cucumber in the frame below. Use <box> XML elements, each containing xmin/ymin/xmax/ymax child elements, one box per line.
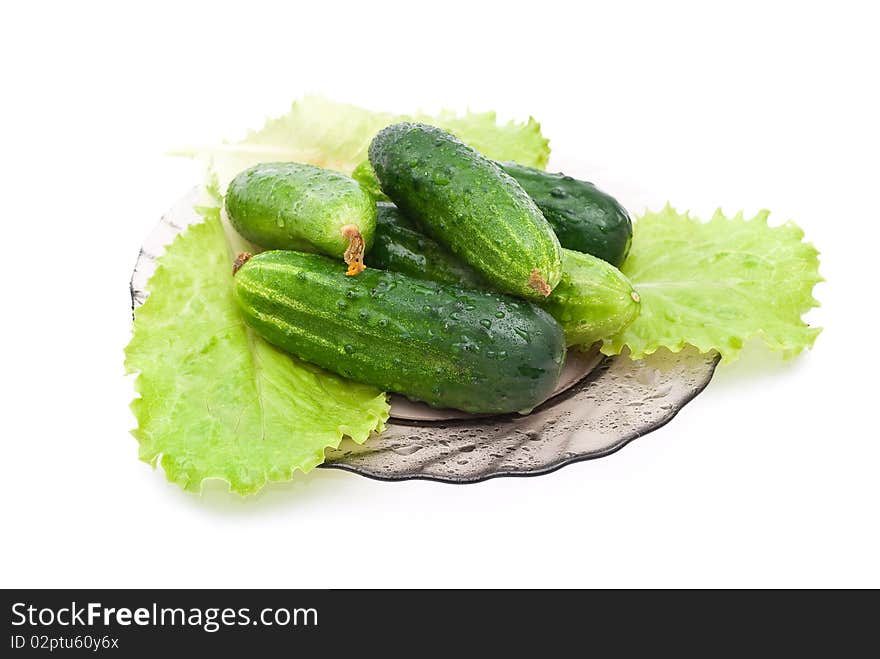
<box><xmin>498</xmin><ymin>162</ymin><xmax>633</xmax><ymax>266</ymax></box>
<box><xmin>234</xmin><ymin>250</ymin><xmax>566</xmax><ymax>414</ymax></box>
<box><xmin>355</xmin><ymin>156</ymin><xmax>633</xmax><ymax>266</ymax></box>
<box><xmin>368</xmin><ymin>206</ymin><xmax>639</xmax><ymax>347</ymax></box>
<box><xmin>369</xmin><ymin>123</ymin><xmax>562</xmax><ymax>301</ymax></box>
<box><xmin>372</xmin><ymin>203</ymin><xmax>486</xmax><ymax>288</ymax></box>
<box><xmin>225</xmin><ymin>162</ymin><xmax>376</xmax><ymax>274</ymax></box>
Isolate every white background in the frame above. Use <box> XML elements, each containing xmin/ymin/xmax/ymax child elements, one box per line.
<box><xmin>2</xmin><ymin>1</ymin><xmax>878</xmax><ymax>588</ymax></box>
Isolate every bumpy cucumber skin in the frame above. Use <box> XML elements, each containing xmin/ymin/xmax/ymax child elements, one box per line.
<box><xmin>368</xmin><ymin>210</ymin><xmax>639</xmax><ymax>347</ymax></box>
<box><xmin>225</xmin><ymin>162</ymin><xmax>376</xmax><ymax>256</ymax></box>
<box><xmin>499</xmin><ymin>162</ymin><xmax>633</xmax><ymax>267</ymax></box>
<box><xmin>234</xmin><ymin>250</ymin><xmax>566</xmax><ymax>414</ymax></box>
<box><xmin>372</xmin><ymin>203</ymin><xmax>486</xmax><ymax>288</ymax></box>
<box><xmin>541</xmin><ymin>250</ymin><xmax>640</xmax><ymax>347</ymax></box>
<box><xmin>368</xmin><ymin>123</ymin><xmax>562</xmax><ymax>301</ymax></box>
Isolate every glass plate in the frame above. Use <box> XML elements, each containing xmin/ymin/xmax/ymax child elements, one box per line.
<box><xmin>131</xmin><ymin>188</ymin><xmax>719</xmax><ymax>484</ymax></box>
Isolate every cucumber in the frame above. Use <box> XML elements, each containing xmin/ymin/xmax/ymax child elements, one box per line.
<box><xmin>233</xmin><ymin>250</ymin><xmax>566</xmax><ymax>414</ymax></box>
<box><xmin>355</xmin><ymin>156</ymin><xmax>632</xmax><ymax>266</ymax></box>
<box><xmin>225</xmin><ymin>162</ymin><xmax>376</xmax><ymax>275</ymax></box>
<box><xmin>367</xmin><ymin>206</ymin><xmax>639</xmax><ymax>347</ymax></box>
<box><xmin>368</xmin><ymin>123</ymin><xmax>563</xmax><ymax>301</ymax></box>
<box><xmin>372</xmin><ymin>203</ymin><xmax>486</xmax><ymax>288</ymax></box>
<box><xmin>498</xmin><ymin>162</ymin><xmax>633</xmax><ymax>267</ymax></box>
<box><xmin>541</xmin><ymin>250</ymin><xmax>640</xmax><ymax>347</ymax></box>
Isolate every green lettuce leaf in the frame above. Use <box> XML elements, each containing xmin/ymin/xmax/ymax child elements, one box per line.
<box><xmin>174</xmin><ymin>95</ymin><xmax>550</xmax><ymax>191</ymax></box>
<box><xmin>422</xmin><ymin>108</ymin><xmax>549</xmax><ymax>170</ymax></box>
<box><xmin>351</xmin><ymin>160</ymin><xmax>390</xmax><ymax>202</ymax></box>
<box><xmin>125</xmin><ymin>210</ymin><xmax>389</xmax><ymax>495</ymax></box>
<box><xmin>601</xmin><ymin>205</ymin><xmax>822</xmax><ymax>363</ymax></box>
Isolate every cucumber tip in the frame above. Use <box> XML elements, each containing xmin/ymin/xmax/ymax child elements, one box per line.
<box><xmin>528</xmin><ymin>269</ymin><xmax>552</xmax><ymax>297</ymax></box>
<box><xmin>342</xmin><ymin>224</ymin><xmax>366</xmax><ymax>276</ymax></box>
<box><xmin>232</xmin><ymin>252</ymin><xmax>253</xmax><ymax>275</ymax></box>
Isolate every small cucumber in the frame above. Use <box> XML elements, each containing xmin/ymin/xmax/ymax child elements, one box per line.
<box><xmin>367</xmin><ymin>206</ymin><xmax>639</xmax><ymax>347</ymax></box>
<box><xmin>234</xmin><ymin>250</ymin><xmax>566</xmax><ymax>414</ymax></box>
<box><xmin>541</xmin><ymin>250</ymin><xmax>640</xmax><ymax>347</ymax></box>
<box><xmin>369</xmin><ymin>123</ymin><xmax>563</xmax><ymax>300</ymax></box>
<box><xmin>498</xmin><ymin>162</ymin><xmax>633</xmax><ymax>266</ymax></box>
<box><xmin>225</xmin><ymin>162</ymin><xmax>376</xmax><ymax>275</ymax></box>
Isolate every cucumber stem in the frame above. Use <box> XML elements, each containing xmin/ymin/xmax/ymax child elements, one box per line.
<box><xmin>528</xmin><ymin>269</ymin><xmax>552</xmax><ymax>297</ymax></box>
<box><xmin>342</xmin><ymin>224</ymin><xmax>366</xmax><ymax>276</ymax></box>
<box><xmin>232</xmin><ymin>252</ymin><xmax>253</xmax><ymax>275</ymax></box>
